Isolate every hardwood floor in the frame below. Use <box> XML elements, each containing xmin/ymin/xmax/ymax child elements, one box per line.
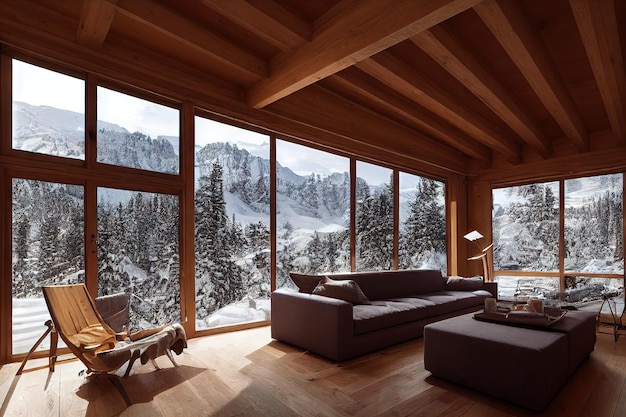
<box><xmin>2</xmin><ymin>326</ymin><xmax>626</xmax><ymax>417</ymax></box>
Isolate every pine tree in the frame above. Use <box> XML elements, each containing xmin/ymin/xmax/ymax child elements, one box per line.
<box><xmin>400</xmin><ymin>178</ymin><xmax>445</xmax><ymax>269</ymax></box>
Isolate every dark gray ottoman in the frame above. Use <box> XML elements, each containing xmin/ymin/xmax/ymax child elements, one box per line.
<box><xmin>424</xmin><ymin>312</ymin><xmax>594</xmax><ymax>411</ymax></box>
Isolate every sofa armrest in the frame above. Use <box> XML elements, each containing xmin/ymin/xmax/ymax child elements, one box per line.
<box><xmin>482</xmin><ymin>282</ymin><xmax>498</xmax><ymax>299</ymax></box>
<box><xmin>271</xmin><ymin>289</ymin><xmax>353</xmax><ymax>360</ymax></box>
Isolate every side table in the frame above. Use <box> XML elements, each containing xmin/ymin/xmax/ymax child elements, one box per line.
<box><xmin>597</xmin><ymin>291</ymin><xmax>625</xmax><ymax>341</ymax></box>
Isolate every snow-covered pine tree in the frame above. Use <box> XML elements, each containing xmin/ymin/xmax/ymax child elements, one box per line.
<box><xmin>399</xmin><ymin>178</ymin><xmax>445</xmax><ymax>269</ymax></box>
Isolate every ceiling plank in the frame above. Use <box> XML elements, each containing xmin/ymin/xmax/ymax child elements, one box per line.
<box><xmin>358</xmin><ymin>52</ymin><xmax>522</xmax><ymax>163</ymax></box>
<box><xmin>411</xmin><ymin>26</ymin><xmax>552</xmax><ymax>159</ymax></box>
<box><xmin>246</xmin><ymin>0</ymin><xmax>481</xmax><ymax>109</ymax></box>
<box><xmin>114</xmin><ymin>0</ymin><xmax>267</xmax><ymax>81</ymax></box>
<box><xmin>200</xmin><ymin>0</ymin><xmax>310</xmax><ymax>51</ymax></box>
<box><xmin>327</xmin><ymin>68</ymin><xmax>493</xmax><ymax>162</ymax></box>
<box><xmin>474</xmin><ymin>0</ymin><xmax>590</xmax><ymax>152</ymax></box>
<box><xmin>76</xmin><ymin>0</ymin><xmax>116</xmax><ymax>48</ymax></box>
<box><xmin>570</xmin><ymin>0</ymin><xmax>626</xmax><ymax>145</ymax></box>
<box><xmin>268</xmin><ymin>84</ymin><xmax>470</xmax><ymax>173</ymax></box>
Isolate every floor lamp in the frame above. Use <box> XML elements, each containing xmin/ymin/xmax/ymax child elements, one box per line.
<box><xmin>464</xmin><ymin>231</ymin><xmax>494</xmax><ymax>282</ymax></box>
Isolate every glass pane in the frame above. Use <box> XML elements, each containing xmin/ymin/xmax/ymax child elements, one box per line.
<box><xmin>12</xmin><ymin>179</ymin><xmax>84</xmax><ymax>354</ymax></box>
<box><xmin>494</xmin><ymin>276</ymin><xmax>559</xmax><ymax>300</ymax></box>
<box><xmin>276</xmin><ymin>140</ymin><xmax>350</xmax><ymax>288</ymax></box>
<box><xmin>399</xmin><ymin>172</ymin><xmax>447</xmax><ymax>272</ymax></box>
<box><xmin>97</xmin><ymin>188</ymin><xmax>180</xmax><ymax>329</ymax></box>
<box><xmin>492</xmin><ymin>182</ymin><xmax>559</xmax><ymax>271</ymax></box>
<box><xmin>557</xmin><ymin>275</ymin><xmax>623</xmax><ymax>310</ymax></box>
<box><xmin>194</xmin><ymin>117</ymin><xmax>271</xmax><ymax>330</ymax></box>
<box><xmin>356</xmin><ymin>162</ymin><xmax>393</xmax><ymax>271</ymax></box>
<box><xmin>564</xmin><ymin>174</ymin><xmax>623</xmax><ymax>274</ymax></box>
<box><xmin>12</xmin><ymin>59</ymin><xmax>85</xmax><ymax>159</ymax></box>
<box><xmin>97</xmin><ymin>87</ymin><xmax>180</xmax><ymax>174</ymax></box>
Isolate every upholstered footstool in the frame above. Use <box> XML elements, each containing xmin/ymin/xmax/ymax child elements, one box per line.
<box><xmin>424</xmin><ymin>313</ymin><xmax>572</xmax><ymax>411</ymax></box>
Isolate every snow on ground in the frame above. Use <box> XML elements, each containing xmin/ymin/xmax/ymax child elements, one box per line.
<box><xmin>11</xmin><ymin>297</ymin><xmax>64</xmax><ymax>354</ymax></box>
<box><xmin>198</xmin><ymin>298</ymin><xmax>270</xmax><ymax>330</ymax></box>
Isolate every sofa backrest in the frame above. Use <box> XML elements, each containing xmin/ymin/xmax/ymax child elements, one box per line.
<box><xmin>329</xmin><ymin>269</ymin><xmax>446</xmax><ymax>300</ymax></box>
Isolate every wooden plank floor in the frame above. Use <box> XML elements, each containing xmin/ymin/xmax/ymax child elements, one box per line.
<box><xmin>1</xmin><ymin>326</ymin><xmax>626</xmax><ymax>417</ymax></box>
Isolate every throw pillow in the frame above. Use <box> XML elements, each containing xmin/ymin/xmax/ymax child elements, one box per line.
<box><xmin>312</xmin><ymin>276</ymin><xmax>370</xmax><ymax>304</ymax></box>
<box><xmin>445</xmin><ymin>275</ymin><xmax>484</xmax><ymax>291</ymax></box>
<box><xmin>289</xmin><ymin>272</ymin><xmax>322</xmax><ymax>293</ymax></box>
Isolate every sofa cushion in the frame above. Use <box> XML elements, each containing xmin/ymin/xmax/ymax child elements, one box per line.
<box><xmin>329</xmin><ymin>269</ymin><xmax>446</xmax><ymax>300</ymax></box>
<box><xmin>312</xmin><ymin>276</ymin><xmax>370</xmax><ymax>304</ymax></box>
<box><xmin>353</xmin><ymin>297</ymin><xmax>434</xmax><ymax>335</ymax></box>
<box><xmin>416</xmin><ymin>291</ymin><xmax>486</xmax><ymax>316</ymax></box>
<box><xmin>445</xmin><ymin>276</ymin><xmax>483</xmax><ymax>291</ymax></box>
<box><xmin>290</xmin><ymin>272</ymin><xmax>322</xmax><ymax>293</ymax></box>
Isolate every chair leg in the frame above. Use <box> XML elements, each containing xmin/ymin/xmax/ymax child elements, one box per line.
<box><xmin>165</xmin><ymin>349</ymin><xmax>179</xmax><ymax>367</ymax></box>
<box><xmin>16</xmin><ymin>320</ymin><xmax>54</xmax><ymax>375</ymax></box>
<box><xmin>122</xmin><ymin>349</ymin><xmax>141</xmax><ymax>378</ymax></box>
<box><xmin>49</xmin><ymin>327</ymin><xmax>59</xmax><ymax>372</ymax></box>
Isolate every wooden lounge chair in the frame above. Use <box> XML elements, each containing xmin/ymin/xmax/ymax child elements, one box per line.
<box><xmin>37</xmin><ymin>284</ymin><xmax>187</xmax><ymax>377</ymax></box>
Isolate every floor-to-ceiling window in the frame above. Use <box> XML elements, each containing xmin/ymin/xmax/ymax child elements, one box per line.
<box><xmin>7</xmin><ymin>57</ymin><xmax>184</xmax><ymax>357</ymax></box>
<box><xmin>3</xmin><ymin>54</ymin><xmax>455</xmax><ymax>359</ymax></box>
<box><xmin>355</xmin><ymin>162</ymin><xmax>393</xmax><ymax>271</ymax></box>
<box><xmin>563</xmin><ymin>174</ymin><xmax>623</xmax><ymax>303</ymax></box>
<box><xmin>194</xmin><ymin>117</ymin><xmax>271</xmax><ymax>329</ymax></box>
<box><xmin>95</xmin><ymin>86</ymin><xmax>181</xmax><ymax>328</ymax></box>
<box><xmin>399</xmin><ymin>172</ymin><xmax>447</xmax><ymax>272</ymax></box>
<box><xmin>276</xmin><ymin>140</ymin><xmax>351</xmax><ymax>288</ymax></box>
<box><xmin>10</xmin><ymin>59</ymin><xmax>87</xmax><ymax>354</ymax></box>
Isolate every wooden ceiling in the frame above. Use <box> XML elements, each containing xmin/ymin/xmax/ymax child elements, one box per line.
<box><xmin>0</xmin><ymin>0</ymin><xmax>625</xmax><ymax>177</ymax></box>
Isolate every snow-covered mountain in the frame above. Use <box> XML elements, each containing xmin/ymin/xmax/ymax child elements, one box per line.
<box><xmin>13</xmin><ymin>101</ymin><xmax>178</xmax><ymax>173</ymax></box>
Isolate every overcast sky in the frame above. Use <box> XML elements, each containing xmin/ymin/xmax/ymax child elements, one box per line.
<box><xmin>13</xmin><ymin>58</ymin><xmax>423</xmax><ymax>186</ymax></box>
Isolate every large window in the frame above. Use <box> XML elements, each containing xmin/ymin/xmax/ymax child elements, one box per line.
<box><xmin>564</xmin><ymin>174</ymin><xmax>623</xmax><ymax>301</ymax></box>
<box><xmin>12</xmin><ymin>179</ymin><xmax>84</xmax><ymax>354</ymax></box>
<box><xmin>12</xmin><ymin>59</ymin><xmax>85</xmax><ymax>159</ymax></box>
<box><xmin>194</xmin><ymin>117</ymin><xmax>271</xmax><ymax>329</ymax></box>
<box><xmin>97</xmin><ymin>188</ymin><xmax>180</xmax><ymax>329</ymax></box>
<box><xmin>493</xmin><ymin>181</ymin><xmax>559</xmax><ymax>272</ymax></box>
<box><xmin>4</xmin><ymin>58</ymin><xmax>457</xmax><ymax>358</ymax></box>
<box><xmin>399</xmin><ymin>172</ymin><xmax>447</xmax><ymax>272</ymax></box>
<box><xmin>493</xmin><ymin>175</ymin><xmax>624</xmax><ymax>306</ymax></box>
<box><xmin>97</xmin><ymin>87</ymin><xmax>180</xmax><ymax>174</ymax></box>
<box><xmin>355</xmin><ymin>162</ymin><xmax>393</xmax><ymax>271</ymax></box>
<box><xmin>276</xmin><ymin>140</ymin><xmax>350</xmax><ymax>288</ymax></box>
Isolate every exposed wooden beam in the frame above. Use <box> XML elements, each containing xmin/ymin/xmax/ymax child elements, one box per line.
<box><xmin>75</xmin><ymin>0</ymin><xmax>116</xmax><ymax>48</ymax></box>
<box><xmin>570</xmin><ymin>0</ymin><xmax>626</xmax><ymax>145</ymax></box>
<box><xmin>246</xmin><ymin>0</ymin><xmax>481</xmax><ymax>109</ymax></box>
<box><xmin>199</xmin><ymin>0</ymin><xmax>310</xmax><ymax>51</ymax></box>
<box><xmin>358</xmin><ymin>52</ymin><xmax>522</xmax><ymax>163</ymax></box>
<box><xmin>326</xmin><ymin>68</ymin><xmax>493</xmax><ymax>163</ymax></box>
<box><xmin>475</xmin><ymin>0</ymin><xmax>590</xmax><ymax>152</ymax></box>
<box><xmin>268</xmin><ymin>84</ymin><xmax>470</xmax><ymax>173</ymax></box>
<box><xmin>411</xmin><ymin>26</ymin><xmax>552</xmax><ymax>159</ymax></box>
<box><xmin>114</xmin><ymin>0</ymin><xmax>267</xmax><ymax>81</ymax></box>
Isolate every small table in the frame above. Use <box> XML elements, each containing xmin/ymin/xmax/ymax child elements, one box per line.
<box><xmin>597</xmin><ymin>291</ymin><xmax>625</xmax><ymax>341</ymax></box>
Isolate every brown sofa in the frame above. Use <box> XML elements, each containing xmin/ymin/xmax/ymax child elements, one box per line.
<box><xmin>271</xmin><ymin>269</ymin><xmax>496</xmax><ymax>361</ymax></box>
